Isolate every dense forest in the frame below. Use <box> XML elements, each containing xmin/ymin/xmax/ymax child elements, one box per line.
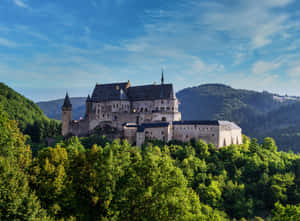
<box><xmin>2</xmin><ymin>102</ymin><xmax>300</xmax><ymax>220</ymax></box>
<box><xmin>0</xmin><ymin>83</ymin><xmax>61</xmax><ymax>152</ymax></box>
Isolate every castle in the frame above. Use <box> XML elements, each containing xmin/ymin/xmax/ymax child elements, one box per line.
<box><xmin>62</xmin><ymin>74</ymin><xmax>242</xmax><ymax>147</ymax></box>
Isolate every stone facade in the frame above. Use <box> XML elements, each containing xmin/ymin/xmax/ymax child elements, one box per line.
<box><xmin>131</xmin><ymin>120</ymin><xmax>243</xmax><ymax>148</ymax></box>
<box><xmin>62</xmin><ymin>75</ymin><xmax>242</xmax><ymax>147</ymax></box>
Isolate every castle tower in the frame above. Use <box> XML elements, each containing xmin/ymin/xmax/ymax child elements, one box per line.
<box><xmin>85</xmin><ymin>94</ymin><xmax>92</xmax><ymax>119</ymax></box>
<box><xmin>62</xmin><ymin>92</ymin><xmax>72</xmax><ymax>137</ymax></box>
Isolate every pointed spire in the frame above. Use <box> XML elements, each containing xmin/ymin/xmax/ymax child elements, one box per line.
<box><xmin>86</xmin><ymin>94</ymin><xmax>91</xmax><ymax>102</ymax></box>
<box><xmin>161</xmin><ymin>69</ymin><xmax>164</xmax><ymax>85</ymax></box>
<box><xmin>62</xmin><ymin>92</ymin><xmax>72</xmax><ymax>108</ymax></box>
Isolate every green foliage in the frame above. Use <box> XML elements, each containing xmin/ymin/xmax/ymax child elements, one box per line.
<box><xmin>3</xmin><ymin>99</ymin><xmax>300</xmax><ymax>220</ymax></box>
<box><xmin>0</xmin><ymin>83</ymin><xmax>61</xmax><ymax>147</ymax></box>
<box><xmin>272</xmin><ymin>202</ymin><xmax>300</xmax><ymax>220</ymax></box>
<box><xmin>0</xmin><ymin>105</ymin><xmax>51</xmax><ymax>220</ymax></box>
<box><xmin>0</xmin><ymin>83</ymin><xmax>46</xmax><ymax>131</ymax></box>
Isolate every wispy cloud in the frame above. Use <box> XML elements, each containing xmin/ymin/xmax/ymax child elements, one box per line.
<box><xmin>12</xmin><ymin>0</ymin><xmax>28</xmax><ymax>8</ymax></box>
<box><xmin>0</xmin><ymin>37</ymin><xmax>18</xmax><ymax>48</ymax></box>
<box><xmin>252</xmin><ymin>61</ymin><xmax>282</xmax><ymax>75</ymax></box>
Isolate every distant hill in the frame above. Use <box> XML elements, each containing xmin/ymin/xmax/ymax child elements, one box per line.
<box><xmin>37</xmin><ymin>97</ymin><xmax>86</xmax><ymax>120</ymax></box>
<box><xmin>37</xmin><ymin>84</ymin><xmax>300</xmax><ymax>152</ymax></box>
<box><xmin>0</xmin><ymin>83</ymin><xmax>47</xmax><ymax>131</ymax></box>
<box><xmin>176</xmin><ymin>84</ymin><xmax>300</xmax><ymax>152</ymax></box>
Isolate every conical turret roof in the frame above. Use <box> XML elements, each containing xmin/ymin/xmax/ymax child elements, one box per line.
<box><xmin>86</xmin><ymin>94</ymin><xmax>91</xmax><ymax>102</ymax></box>
<box><xmin>62</xmin><ymin>92</ymin><xmax>72</xmax><ymax>108</ymax></box>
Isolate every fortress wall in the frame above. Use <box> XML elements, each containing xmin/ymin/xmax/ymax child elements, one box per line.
<box><xmin>132</xmin><ymin>100</ymin><xmax>155</xmax><ymax>112</ymax></box>
<box><xmin>172</xmin><ymin>124</ymin><xmax>219</xmax><ymax>147</ymax></box>
<box><xmin>123</xmin><ymin>127</ymin><xmax>137</xmax><ymax>144</ymax></box>
<box><xmin>143</xmin><ymin>126</ymin><xmax>170</xmax><ymax>142</ymax></box>
<box><xmin>218</xmin><ymin>126</ymin><xmax>242</xmax><ymax>147</ymax></box>
<box><xmin>136</xmin><ymin>132</ymin><xmax>145</xmax><ymax>147</ymax></box>
<box><xmin>70</xmin><ymin>119</ymin><xmax>89</xmax><ymax>137</ymax></box>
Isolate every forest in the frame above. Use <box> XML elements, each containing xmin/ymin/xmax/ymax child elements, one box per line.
<box><xmin>2</xmin><ymin>82</ymin><xmax>300</xmax><ymax>220</ymax></box>
<box><xmin>1</xmin><ymin>103</ymin><xmax>300</xmax><ymax>221</ymax></box>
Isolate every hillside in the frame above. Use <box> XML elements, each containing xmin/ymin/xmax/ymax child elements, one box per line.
<box><xmin>0</xmin><ymin>82</ymin><xmax>61</xmax><ymax>145</ymax></box>
<box><xmin>0</xmin><ymin>83</ymin><xmax>47</xmax><ymax>130</ymax></box>
<box><xmin>176</xmin><ymin>84</ymin><xmax>300</xmax><ymax>152</ymax></box>
<box><xmin>37</xmin><ymin>97</ymin><xmax>86</xmax><ymax>120</ymax></box>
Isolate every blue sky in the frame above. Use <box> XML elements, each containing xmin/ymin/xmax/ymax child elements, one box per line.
<box><xmin>1</xmin><ymin>0</ymin><xmax>300</xmax><ymax>101</ymax></box>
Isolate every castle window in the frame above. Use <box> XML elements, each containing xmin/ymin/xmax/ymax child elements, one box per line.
<box><xmin>172</xmin><ymin>107</ymin><xmax>174</xmax><ymax>111</ymax></box>
<box><xmin>161</xmin><ymin>100</ymin><xmax>164</xmax><ymax>104</ymax></box>
<box><xmin>167</xmin><ymin>107</ymin><xmax>170</xmax><ymax>111</ymax></box>
<box><xmin>145</xmin><ymin>108</ymin><xmax>148</xmax><ymax>112</ymax></box>
<box><xmin>103</xmin><ymin>114</ymin><xmax>105</xmax><ymax>118</ymax></box>
<box><xmin>113</xmin><ymin>104</ymin><xmax>115</xmax><ymax>108</ymax></box>
<box><xmin>161</xmin><ymin>131</ymin><xmax>164</xmax><ymax>135</ymax></box>
<box><xmin>141</xmin><ymin>108</ymin><xmax>144</xmax><ymax>112</ymax></box>
<box><xmin>162</xmin><ymin>117</ymin><xmax>166</xmax><ymax>122</ymax></box>
<box><xmin>156</xmin><ymin>107</ymin><xmax>158</xmax><ymax>111</ymax></box>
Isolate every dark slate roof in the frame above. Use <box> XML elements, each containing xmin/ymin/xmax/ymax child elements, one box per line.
<box><xmin>137</xmin><ymin>122</ymin><xmax>169</xmax><ymax>132</ymax></box>
<box><xmin>86</xmin><ymin>94</ymin><xmax>91</xmax><ymax>102</ymax></box>
<box><xmin>62</xmin><ymin>93</ymin><xmax>72</xmax><ymax>108</ymax></box>
<box><xmin>91</xmin><ymin>82</ymin><xmax>129</xmax><ymax>102</ymax></box>
<box><xmin>218</xmin><ymin>121</ymin><xmax>241</xmax><ymax>129</ymax></box>
<box><xmin>91</xmin><ymin>82</ymin><xmax>174</xmax><ymax>102</ymax></box>
<box><xmin>172</xmin><ymin>120</ymin><xmax>241</xmax><ymax>129</ymax></box>
<box><xmin>127</xmin><ymin>84</ymin><xmax>173</xmax><ymax>101</ymax></box>
<box><xmin>172</xmin><ymin>120</ymin><xmax>219</xmax><ymax>125</ymax></box>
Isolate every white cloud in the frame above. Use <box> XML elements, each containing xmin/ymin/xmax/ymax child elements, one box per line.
<box><xmin>201</xmin><ymin>1</ymin><xmax>292</xmax><ymax>49</ymax></box>
<box><xmin>12</xmin><ymin>0</ymin><xmax>28</xmax><ymax>8</ymax></box>
<box><xmin>252</xmin><ymin>61</ymin><xmax>281</xmax><ymax>75</ymax></box>
<box><xmin>0</xmin><ymin>37</ymin><xmax>18</xmax><ymax>48</ymax></box>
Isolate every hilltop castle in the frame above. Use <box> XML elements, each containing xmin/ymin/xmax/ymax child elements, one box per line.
<box><xmin>62</xmin><ymin>74</ymin><xmax>242</xmax><ymax>147</ymax></box>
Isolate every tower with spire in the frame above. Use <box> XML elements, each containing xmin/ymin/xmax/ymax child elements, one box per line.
<box><xmin>85</xmin><ymin>94</ymin><xmax>92</xmax><ymax>119</ymax></box>
<box><xmin>61</xmin><ymin>92</ymin><xmax>72</xmax><ymax>137</ymax></box>
<box><xmin>161</xmin><ymin>69</ymin><xmax>164</xmax><ymax>85</ymax></box>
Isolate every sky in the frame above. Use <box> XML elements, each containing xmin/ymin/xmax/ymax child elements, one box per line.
<box><xmin>1</xmin><ymin>0</ymin><xmax>300</xmax><ymax>101</ymax></box>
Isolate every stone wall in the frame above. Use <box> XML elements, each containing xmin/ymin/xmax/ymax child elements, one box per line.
<box><xmin>218</xmin><ymin>126</ymin><xmax>242</xmax><ymax>147</ymax></box>
<box><xmin>172</xmin><ymin>124</ymin><xmax>219</xmax><ymax>147</ymax></box>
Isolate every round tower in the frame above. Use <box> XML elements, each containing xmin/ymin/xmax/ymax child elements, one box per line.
<box><xmin>62</xmin><ymin>92</ymin><xmax>72</xmax><ymax>137</ymax></box>
<box><xmin>85</xmin><ymin>94</ymin><xmax>92</xmax><ymax>119</ymax></box>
